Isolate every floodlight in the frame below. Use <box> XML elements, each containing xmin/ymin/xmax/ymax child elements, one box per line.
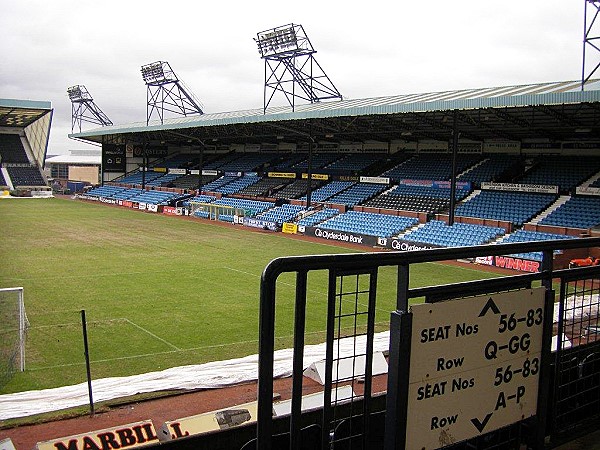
<box><xmin>255</xmin><ymin>24</ymin><xmax>299</xmax><ymax>57</ymax></box>
<box><xmin>254</xmin><ymin>23</ymin><xmax>342</xmax><ymax>112</ymax></box>
<box><xmin>141</xmin><ymin>61</ymin><xmax>175</xmax><ymax>84</ymax></box>
<box><xmin>67</xmin><ymin>86</ymin><xmax>83</xmax><ymax>101</ymax></box>
<box><xmin>141</xmin><ymin>60</ymin><xmax>203</xmax><ymax>124</ymax></box>
<box><xmin>67</xmin><ymin>85</ymin><xmax>112</xmax><ymax>132</ymax></box>
<box><xmin>67</xmin><ymin>85</ymin><xmax>94</xmax><ymax>102</ymax></box>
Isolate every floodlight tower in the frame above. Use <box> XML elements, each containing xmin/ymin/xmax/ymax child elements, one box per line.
<box><xmin>582</xmin><ymin>0</ymin><xmax>600</xmax><ymax>89</ymax></box>
<box><xmin>141</xmin><ymin>61</ymin><xmax>204</xmax><ymax>125</ymax></box>
<box><xmin>67</xmin><ymin>85</ymin><xmax>113</xmax><ymax>133</ymax></box>
<box><xmin>254</xmin><ymin>24</ymin><xmax>342</xmax><ymax>112</ymax></box>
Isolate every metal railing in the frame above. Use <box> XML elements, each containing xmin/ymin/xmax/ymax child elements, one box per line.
<box><xmin>255</xmin><ymin>237</ymin><xmax>600</xmax><ymax>450</ymax></box>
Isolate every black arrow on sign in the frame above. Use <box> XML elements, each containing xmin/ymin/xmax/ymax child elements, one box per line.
<box><xmin>471</xmin><ymin>413</ymin><xmax>493</xmax><ymax>433</ymax></box>
<box><xmin>479</xmin><ymin>298</ymin><xmax>500</xmax><ymax>317</ymax></box>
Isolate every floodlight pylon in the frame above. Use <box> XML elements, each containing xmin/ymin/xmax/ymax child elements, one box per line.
<box><xmin>67</xmin><ymin>85</ymin><xmax>113</xmax><ymax>133</ymax></box>
<box><xmin>141</xmin><ymin>61</ymin><xmax>204</xmax><ymax>125</ymax></box>
<box><xmin>254</xmin><ymin>24</ymin><xmax>342</xmax><ymax>113</ymax></box>
<box><xmin>582</xmin><ymin>0</ymin><xmax>600</xmax><ymax>88</ymax></box>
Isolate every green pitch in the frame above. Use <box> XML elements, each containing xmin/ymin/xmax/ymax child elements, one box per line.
<box><xmin>0</xmin><ymin>198</ymin><xmax>499</xmax><ymax>394</ymax></box>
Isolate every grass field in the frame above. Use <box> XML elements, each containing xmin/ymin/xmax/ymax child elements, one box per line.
<box><xmin>0</xmin><ymin>197</ymin><xmax>502</xmax><ymax>395</ymax></box>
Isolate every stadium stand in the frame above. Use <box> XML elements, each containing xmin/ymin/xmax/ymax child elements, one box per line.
<box><xmin>85</xmin><ymin>185</ymin><xmax>129</xmax><ymax>199</ymax></box>
<box><xmin>298</xmin><ymin>180</ymin><xmax>354</xmax><ymax>202</ymax></box>
<box><xmin>292</xmin><ymin>153</ymin><xmax>342</xmax><ymax>171</ymax></box>
<box><xmin>117</xmin><ymin>170</ymin><xmax>164</xmax><ymax>186</ymax></box>
<box><xmin>272</xmin><ymin>179</ymin><xmax>322</xmax><ymax>199</ymax></box>
<box><xmin>214</xmin><ymin>174</ymin><xmax>260</xmax><ymax>194</ymax></box>
<box><xmin>127</xmin><ymin>190</ymin><xmax>183</xmax><ymax>205</ymax></box>
<box><xmin>110</xmin><ymin>188</ymin><xmax>148</xmax><ymax>201</ymax></box>
<box><xmin>184</xmin><ymin>194</ymin><xmax>216</xmax><ymax>206</ymax></box>
<box><xmin>324</xmin><ymin>182</ymin><xmax>386</xmax><ymax>207</ymax></box>
<box><xmin>150</xmin><ymin>153</ymin><xmax>197</xmax><ymax>169</ymax></box>
<box><xmin>235</xmin><ymin>177</ymin><xmax>292</xmax><ymax>197</ymax></box>
<box><xmin>517</xmin><ymin>155</ymin><xmax>600</xmax><ymax>192</ymax></box>
<box><xmin>0</xmin><ymin>134</ymin><xmax>29</xmax><ymax>164</ymax></box>
<box><xmin>202</xmin><ymin>174</ymin><xmax>240</xmax><ymax>192</ymax></box>
<box><xmin>498</xmin><ymin>229</ymin><xmax>577</xmax><ymax>261</ymax></box>
<box><xmin>212</xmin><ymin>197</ymin><xmax>274</xmax><ymax>216</ymax></box>
<box><xmin>321</xmin><ymin>153</ymin><xmax>386</xmax><ymax>174</ymax></box>
<box><xmin>455</xmin><ymin>190</ymin><xmax>557</xmax><ymax>226</ymax></box>
<box><xmin>271</xmin><ymin>153</ymin><xmax>308</xmax><ymax>170</ymax></box>
<box><xmin>457</xmin><ymin>154</ymin><xmax>524</xmax><ymax>187</ymax></box>
<box><xmin>381</xmin><ymin>154</ymin><xmax>482</xmax><ymax>182</ymax></box>
<box><xmin>363</xmin><ymin>183</ymin><xmax>471</xmax><ymax>213</ymax></box>
<box><xmin>145</xmin><ymin>173</ymin><xmax>182</xmax><ymax>187</ymax></box>
<box><xmin>317</xmin><ymin>210</ymin><xmax>418</xmax><ymax>237</ymax></box>
<box><xmin>202</xmin><ymin>152</ymin><xmax>241</xmax><ymax>170</ymax></box>
<box><xmin>401</xmin><ymin>220</ymin><xmax>506</xmax><ymax>247</ymax></box>
<box><xmin>216</xmin><ymin>153</ymin><xmax>277</xmax><ymax>172</ymax></box>
<box><xmin>6</xmin><ymin>166</ymin><xmax>46</xmax><ymax>186</ymax></box>
<box><xmin>255</xmin><ymin>204</ymin><xmax>306</xmax><ymax>225</ymax></box>
<box><xmin>296</xmin><ymin>208</ymin><xmax>340</xmax><ymax>227</ymax></box>
<box><xmin>171</xmin><ymin>174</ymin><xmax>218</xmax><ymax>191</ymax></box>
<box><xmin>539</xmin><ymin>195</ymin><xmax>600</xmax><ymax>229</ymax></box>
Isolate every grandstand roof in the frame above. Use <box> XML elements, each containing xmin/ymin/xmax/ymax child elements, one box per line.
<box><xmin>70</xmin><ymin>79</ymin><xmax>600</xmax><ymax>145</ymax></box>
<box><xmin>0</xmin><ymin>98</ymin><xmax>53</xmax><ymax>128</ymax></box>
<box><xmin>45</xmin><ymin>154</ymin><xmax>101</xmax><ymax>165</ymax></box>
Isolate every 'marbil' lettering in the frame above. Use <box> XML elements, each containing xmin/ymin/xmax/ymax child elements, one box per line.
<box><xmin>51</xmin><ymin>423</ymin><xmax>158</xmax><ymax>450</ymax></box>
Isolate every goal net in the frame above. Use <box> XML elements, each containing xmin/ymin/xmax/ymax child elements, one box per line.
<box><xmin>0</xmin><ymin>287</ymin><xmax>28</xmax><ymax>388</ymax></box>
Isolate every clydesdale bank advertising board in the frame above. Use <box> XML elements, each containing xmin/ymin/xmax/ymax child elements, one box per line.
<box><xmin>303</xmin><ymin>227</ymin><xmax>439</xmax><ymax>251</ymax></box>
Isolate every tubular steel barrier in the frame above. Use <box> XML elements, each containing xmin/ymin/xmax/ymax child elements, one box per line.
<box><xmin>255</xmin><ymin>237</ymin><xmax>600</xmax><ymax>450</ymax></box>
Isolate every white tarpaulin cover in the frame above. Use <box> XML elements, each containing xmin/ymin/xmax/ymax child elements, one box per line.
<box><xmin>0</xmin><ymin>331</ymin><xmax>391</xmax><ymax>420</ymax></box>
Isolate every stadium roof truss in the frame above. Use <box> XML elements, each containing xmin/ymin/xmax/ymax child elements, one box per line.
<box><xmin>0</xmin><ymin>99</ymin><xmax>53</xmax><ymax>129</ymax></box>
<box><xmin>70</xmin><ymin>80</ymin><xmax>600</xmax><ymax>148</ymax></box>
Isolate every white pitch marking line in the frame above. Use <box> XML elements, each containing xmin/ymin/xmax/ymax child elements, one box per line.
<box><xmin>123</xmin><ymin>318</ymin><xmax>181</xmax><ymax>351</ymax></box>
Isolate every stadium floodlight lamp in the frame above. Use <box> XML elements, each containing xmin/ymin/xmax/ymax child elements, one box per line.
<box><xmin>67</xmin><ymin>86</ymin><xmax>82</xmax><ymax>101</ymax></box>
<box><xmin>255</xmin><ymin>24</ymin><xmax>298</xmax><ymax>57</ymax></box>
<box><xmin>141</xmin><ymin>61</ymin><xmax>175</xmax><ymax>84</ymax></box>
<box><xmin>67</xmin><ymin>85</ymin><xmax>86</xmax><ymax>102</ymax></box>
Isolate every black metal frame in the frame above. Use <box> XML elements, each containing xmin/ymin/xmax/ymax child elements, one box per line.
<box><xmin>257</xmin><ymin>237</ymin><xmax>600</xmax><ymax>450</ymax></box>
<box><xmin>255</xmin><ymin>24</ymin><xmax>342</xmax><ymax>112</ymax></box>
<box><xmin>67</xmin><ymin>85</ymin><xmax>113</xmax><ymax>133</ymax></box>
<box><xmin>141</xmin><ymin>61</ymin><xmax>204</xmax><ymax>125</ymax></box>
<box><xmin>582</xmin><ymin>0</ymin><xmax>600</xmax><ymax>89</ymax></box>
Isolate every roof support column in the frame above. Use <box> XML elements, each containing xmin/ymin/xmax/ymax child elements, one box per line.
<box><xmin>306</xmin><ymin>121</ymin><xmax>315</xmax><ymax>209</ymax></box>
<box><xmin>448</xmin><ymin>110</ymin><xmax>459</xmax><ymax>226</ymax></box>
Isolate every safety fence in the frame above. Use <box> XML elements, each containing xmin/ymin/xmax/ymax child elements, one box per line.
<box><xmin>252</xmin><ymin>237</ymin><xmax>600</xmax><ymax>450</ymax></box>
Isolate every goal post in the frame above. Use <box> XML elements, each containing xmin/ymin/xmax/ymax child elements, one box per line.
<box><xmin>0</xmin><ymin>287</ymin><xmax>28</xmax><ymax>387</ymax></box>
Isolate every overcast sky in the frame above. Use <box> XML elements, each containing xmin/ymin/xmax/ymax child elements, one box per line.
<box><xmin>0</xmin><ymin>1</ymin><xmax>590</xmax><ymax>154</ymax></box>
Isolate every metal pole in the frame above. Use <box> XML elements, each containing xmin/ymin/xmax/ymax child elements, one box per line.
<box><xmin>306</xmin><ymin>139</ymin><xmax>314</xmax><ymax>208</ymax></box>
<box><xmin>81</xmin><ymin>309</ymin><xmax>94</xmax><ymax>416</ymax></box>
<box><xmin>583</xmin><ymin>0</ymin><xmax>588</xmax><ymax>90</ymax></box>
<box><xmin>197</xmin><ymin>142</ymin><xmax>204</xmax><ymax>194</ymax></box>
<box><xmin>18</xmin><ymin>287</ymin><xmax>25</xmax><ymax>372</ymax></box>
<box><xmin>449</xmin><ymin>110</ymin><xmax>459</xmax><ymax>226</ymax></box>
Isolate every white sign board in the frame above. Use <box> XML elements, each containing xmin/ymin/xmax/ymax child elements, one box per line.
<box><xmin>406</xmin><ymin>287</ymin><xmax>545</xmax><ymax>449</ymax></box>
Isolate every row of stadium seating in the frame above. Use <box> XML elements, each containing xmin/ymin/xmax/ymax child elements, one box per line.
<box><xmin>256</xmin><ymin>203</ymin><xmax>305</xmax><ymax>225</ymax></box>
<box><xmin>96</xmin><ymin>169</ymin><xmax>600</xmax><ymax>231</ymax></box>
<box><xmin>539</xmin><ymin>196</ymin><xmax>600</xmax><ymax>229</ymax></box>
<box><xmin>116</xmin><ymin>153</ymin><xmax>600</xmax><ymax>197</ymax></box>
<box><xmin>5</xmin><ymin>166</ymin><xmax>46</xmax><ymax>186</ymax></box>
<box><xmin>401</xmin><ymin>220</ymin><xmax>506</xmax><ymax>247</ymax></box>
<box><xmin>454</xmin><ymin>191</ymin><xmax>557</xmax><ymax>226</ymax></box>
<box><xmin>0</xmin><ymin>134</ymin><xmax>30</xmax><ymax>164</ymax></box>
<box><xmin>83</xmin><ymin>182</ymin><xmax>599</xmax><ymax>252</ymax></box>
<box><xmin>500</xmin><ymin>229</ymin><xmax>577</xmax><ymax>262</ymax></box>
<box><xmin>318</xmin><ymin>210</ymin><xmax>419</xmax><ymax>238</ymax></box>
<box><xmin>85</xmin><ymin>186</ymin><xmax>186</xmax><ymax>205</ymax></box>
